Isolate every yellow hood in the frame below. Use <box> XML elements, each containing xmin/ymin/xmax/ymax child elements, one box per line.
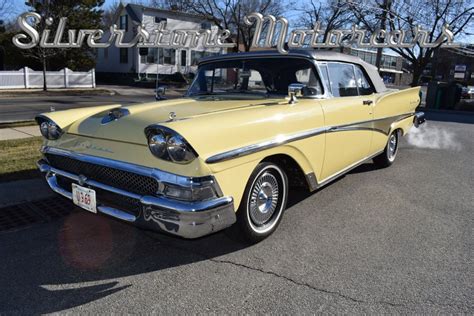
<box><xmin>38</xmin><ymin>95</ymin><xmax>324</xmax><ymax>172</ymax></box>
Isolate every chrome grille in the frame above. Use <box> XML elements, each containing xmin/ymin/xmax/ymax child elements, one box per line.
<box><xmin>45</xmin><ymin>153</ymin><xmax>159</xmax><ymax>196</ymax></box>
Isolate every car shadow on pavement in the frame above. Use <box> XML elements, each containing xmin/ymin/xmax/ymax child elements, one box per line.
<box><xmin>0</xmin><ymin>208</ymin><xmax>249</xmax><ymax>314</ymax></box>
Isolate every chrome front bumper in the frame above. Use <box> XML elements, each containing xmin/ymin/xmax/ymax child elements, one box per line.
<box><xmin>37</xmin><ymin>158</ymin><xmax>236</xmax><ymax>239</ymax></box>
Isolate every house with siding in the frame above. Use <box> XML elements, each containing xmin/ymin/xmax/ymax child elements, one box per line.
<box><xmin>96</xmin><ymin>3</ymin><xmax>226</xmax><ymax>78</ymax></box>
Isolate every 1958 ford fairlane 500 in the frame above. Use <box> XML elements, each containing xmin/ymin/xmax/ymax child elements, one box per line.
<box><xmin>36</xmin><ymin>50</ymin><xmax>425</xmax><ymax>243</ymax></box>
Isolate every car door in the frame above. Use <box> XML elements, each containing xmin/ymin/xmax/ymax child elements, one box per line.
<box><xmin>318</xmin><ymin>62</ymin><xmax>375</xmax><ymax>182</ymax></box>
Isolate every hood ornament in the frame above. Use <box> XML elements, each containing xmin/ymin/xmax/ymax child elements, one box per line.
<box><xmin>101</xmin><ymin>108</ymin><xmax>130</xmax><ymax>125</ymax></box>
<box><xmin>168</xmin><ymin>112</ymin><xmax>176</xmax><ymax>121</ymax></box>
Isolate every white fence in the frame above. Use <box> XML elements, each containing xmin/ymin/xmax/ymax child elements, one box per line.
<box><xmin>0</xmin><ymin>67</ymin><xmax>96</xmax><ymax>89</ymax></box>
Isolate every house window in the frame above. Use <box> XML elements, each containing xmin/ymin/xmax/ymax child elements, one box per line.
<box><xmin>369</xmin><ymin>53</ymin><xmax>376</xmax><ymax>65</ymax></box>
<box><xmin>201</xmin><ymin>22</ymin><xmax>212</xmax><ymax>29</ymax></box>
<box><xmin>119</xmin><ymin>48</ymin><xmax>128</xmax><ymax>64</ymax></box>
<box><xmin>140</xmin><ymin>48</ymin><xmax>156</xmax><ymax>64</ymax></box>
<box><xmin>181</xmin><ymin>50</ymin><xmax>187</xmax><ymax>66</ymax></box>
<box><xmin>161</xmin><ymin>48</ymin><xmax>176</xmax><ymax>65</ymax></box>
<box><xmin>191</xmin><ymin>51</ymin><xmax>219</xmax><ymax>65</ymax></box>
<box><xmin>154</xmin><ymin>16</ymin><xmax>167</xmax><ymax>24</ymax></box>
<box><xmin>140</xmin><ymin>48</ymin><xmax>176</xmax><ymax>65</ymax></box>
<box><xmin>119</xmin><ymin>15</ymin><xmax>128</xmax><ymax>32</ymax></box>
<box><xmin>391</xmin><ymin>57</ymin><xmax>397</xmax><ymax>68</ymax></box>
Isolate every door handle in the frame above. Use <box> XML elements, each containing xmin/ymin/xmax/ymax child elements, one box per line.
<box><xmin>363</xmin><ymin>100</ymin><xmax>373</xmax><ymax>105</ymax></box>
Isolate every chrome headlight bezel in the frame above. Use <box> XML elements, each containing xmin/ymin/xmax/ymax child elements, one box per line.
<box><xmin>145</xmin><ymin>125</ymin><xmax>198</xmax><ymax>164</ymax></box>
<box><xmin>35</xmin><ymin>116</ymin><xmax>63</xmax><ymax>140</ymax></box>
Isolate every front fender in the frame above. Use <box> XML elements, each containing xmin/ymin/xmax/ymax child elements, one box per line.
<box><xmin>35</xmin><ymin>104</ymin><xmax>121</xmax><ymax>131</ymax></box>
<box><xmin>212</xmin><ymin>141</ymin><xmax>323</xmax><ymax>208</ymax></box>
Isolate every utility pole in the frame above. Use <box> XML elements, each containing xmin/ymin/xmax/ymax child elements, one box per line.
<box><xmin>236</xmin><ymin>3</ymin><xmax>241</xmax><ymax>53</ymax></box>
<box><xmin>375</xmin><ymin>0</ymin><xmax>391</xmax><ymax>71</ymax></box>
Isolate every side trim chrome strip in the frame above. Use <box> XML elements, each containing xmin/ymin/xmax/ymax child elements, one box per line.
<box><xmin>206</xmin><ymin>126</ymin><xmax>327</xmax><ymax>164</ymax></box>
<box><xmin>206</xmin><ymin>112</ymin><xmax>415</xmax><ymax>164</ymax></box>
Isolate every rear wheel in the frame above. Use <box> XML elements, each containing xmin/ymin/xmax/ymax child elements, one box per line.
<box><xmin>235</xmin><ymin>162</ymin><xmax>288</xmax><ymax>244</ymax></box>
<box><xmin>373</xmin><ymin>130</ymin><xmax>400</xmax><ymax>168</ymax></box>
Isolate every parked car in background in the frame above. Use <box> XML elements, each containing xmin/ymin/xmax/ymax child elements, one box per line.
<box><xmin>36</xmin><ymin>50</ymin><xmax>425</xmax><ymax>243</ymax></box>
<box><xmin>461</xmin><ymin>86</ymin><xmax>474</xmax><ymax>99</ymax></box>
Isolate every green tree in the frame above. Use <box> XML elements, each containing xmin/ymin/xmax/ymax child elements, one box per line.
<box><xmin>23</xmin><ymin>0</ymin><xmax>104</xmax><ymax>90</ymax></box>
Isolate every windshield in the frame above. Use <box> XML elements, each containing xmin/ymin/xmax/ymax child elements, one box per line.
<box><xmin>187</xmin><ymin>58</ymin><xmax>323</xmax><ymax>98</ymax></box>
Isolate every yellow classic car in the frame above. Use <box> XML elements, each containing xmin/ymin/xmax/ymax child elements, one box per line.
<box><xmin>36</xmin><ymin>50</ymin><xmax>425</xmax><ymax>243</ymax></box>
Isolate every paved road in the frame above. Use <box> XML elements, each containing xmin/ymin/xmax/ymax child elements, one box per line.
<box><xmin>0</xmin><ymin>94</ymin><xmax>157</xmax><ymax>122</ymax></box>
<box><xmin>1</xmin><ymin>117</ymin><xmax>472</xmax><ymax>313</ymax></box>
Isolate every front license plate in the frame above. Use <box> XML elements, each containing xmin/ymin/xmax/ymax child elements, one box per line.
<box><xmin>72</xmin><ymin>183</ymin><xmax>97</xmax><ymax>213</ymax></box>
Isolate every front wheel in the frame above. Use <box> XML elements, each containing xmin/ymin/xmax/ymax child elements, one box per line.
<box><xmin>373</xmin><ymin>129</ymin><xmax>400</xmax><ymax>168</ymax></box>
<box><xmin>235</xmin><ymin>162</ymin><xmax>288</xmax><ymax>244</ymax></box>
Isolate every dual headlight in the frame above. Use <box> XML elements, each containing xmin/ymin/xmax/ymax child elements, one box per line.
<box><xmin>36</xmin><ymin>117</ymin><xmax>63</xmax><ymax>140</ymax></box>
<box><xmin>146</xmin><ymin>126</ymin><xmax>197</xmax><ymax>164</ymax></box>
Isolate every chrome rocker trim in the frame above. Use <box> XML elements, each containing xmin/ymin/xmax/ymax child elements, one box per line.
<box><xmin>37</xmin><ymin>154</ymin><xmax>236</xmax><ymax>239</ymax></box>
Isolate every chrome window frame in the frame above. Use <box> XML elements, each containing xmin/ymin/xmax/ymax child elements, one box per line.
<box><xmin>317</xmin><ymin>60</ymin><xmax>377</xmax><ymax>98</ymax></box>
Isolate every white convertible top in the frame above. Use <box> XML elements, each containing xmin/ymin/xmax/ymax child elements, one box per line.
<box><xmin>199</xmin><ymin>49</ymin><xmax>388</xmax><ymax>93</ymax></box>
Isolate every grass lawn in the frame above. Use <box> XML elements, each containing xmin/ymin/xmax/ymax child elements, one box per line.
<box><xmin>0</xmin><ymin>137</ymin><xmax>44</xmax><ymax>182</ymax></box>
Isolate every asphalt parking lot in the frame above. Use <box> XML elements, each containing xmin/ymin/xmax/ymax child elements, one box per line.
<box><xmin>0</xmin><ymin>115</ymin><xmax>472</xmax><ymax>314</ymax></box>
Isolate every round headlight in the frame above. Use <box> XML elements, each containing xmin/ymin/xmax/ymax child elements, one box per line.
<box><xmin>48</xmin><ymin>123</ymin><xmax>61</xmax><ymax>139</ymax></box>
<box><xmin>167</xmin><ymin>135</ymin><xmax>192</xmax><ymax>162</ymax></box>
<box><xmin>145</xmin><ymin>126</ymin><xmax>197</xmax><ymax>163</ymax></box>
<box><xmin>40</xmin><ymin>121</ymin><xmax>49</xmax><ymax>138</ymax></box>
<box><xmin>38</xmin><ymin>120</ymin><xmax>62</xmax><ymax>140</ymax></box>
<box><xmin>148</xmin><ymin>132</ymin><xmax>167</xmax><ymax>157</ymax></box>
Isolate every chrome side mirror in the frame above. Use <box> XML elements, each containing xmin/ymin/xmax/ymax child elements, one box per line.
<box><xmin>288</xmin><ymin>83</ymin><xmax>306</xmax><ymax>104</ymax></box>
<box><xmin>156</xmin><ymin>86</ymin><xmax>167</xmax><ymax>101</ymax></box>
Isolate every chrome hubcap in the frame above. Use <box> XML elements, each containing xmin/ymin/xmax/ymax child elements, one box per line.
<box><xmin>388</xmin><ymin>133</ymin><xmax>398</xmax><ymax>160</ymax></box>
<box><xmin>249</xmin><ymin>172</ymin><xmax>279</xmax><ymax>226</ymax></box>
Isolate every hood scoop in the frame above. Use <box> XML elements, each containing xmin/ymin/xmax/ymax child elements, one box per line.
<box><xmin>101</xmin><ymin>108</ymin><xmax>130</xmax><ymax>125</ymax></box>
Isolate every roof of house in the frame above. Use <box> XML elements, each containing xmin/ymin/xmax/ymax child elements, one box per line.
<box><xmin>199</xmin><ymin>49</ymin><xmax>388</xmax><ymax>92</ymax></box>
<box><xmin>117</xmin><ymin>3</ymin><xmax>215</xmax><ymax>24</ymax></box>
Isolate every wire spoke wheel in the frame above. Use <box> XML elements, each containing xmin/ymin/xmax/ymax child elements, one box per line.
<box><xmin>373</xmin><ymin>129</ymin><xmax>401</xmax><ymax>168</ymax></box>
<box><xmin>249</xmin><ymin>172</ymin><xmax>279</xmax><ymax>226</ymax></box>
<box><xmin>388</xmin><ymin>132</ymin><xmax>398</xmax><ymax>161</ymax></box>
<box><xmin>231</xmin><ymin>162</ymin><xmax>288</xmax><ymax>243</ymax></box>
<box><xmin>245</xmin><ymin>164</ymin><xmax>287</xmax><ymax>235</ymax></box>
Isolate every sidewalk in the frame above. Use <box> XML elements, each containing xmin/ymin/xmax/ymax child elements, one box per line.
<box><xmin>0</xmin><ymin>126</ymin><xmax>40</xmax><ymax>141</ymax></box>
